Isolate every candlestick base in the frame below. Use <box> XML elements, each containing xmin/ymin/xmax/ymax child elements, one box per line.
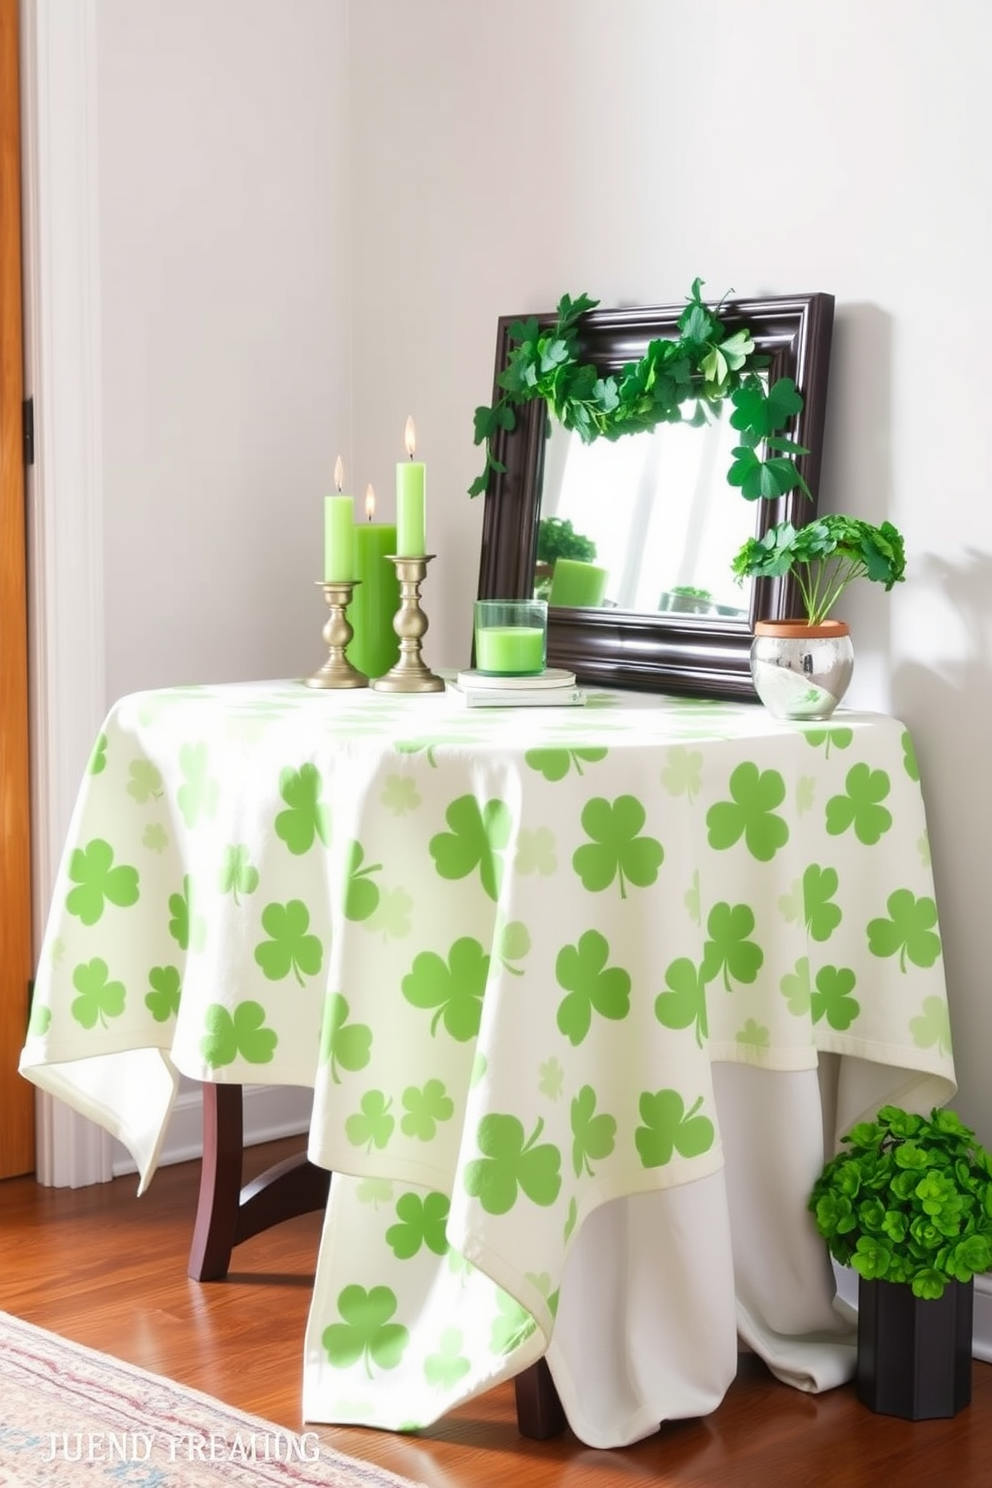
<box><xmin>371</xmin><ymin>555</ymin><xmax>445</xmax><ymax>693</ymax></box>
<box><xmin>305</xmin><ymin>580</ymin><xmax>368</xmax><ymax>689</ymax></box>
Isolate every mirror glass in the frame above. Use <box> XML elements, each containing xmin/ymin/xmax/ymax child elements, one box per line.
<box><xmin>476</xmin><ymin>292</ymin><xmax>835</xmax><ymax>697</ymax></box>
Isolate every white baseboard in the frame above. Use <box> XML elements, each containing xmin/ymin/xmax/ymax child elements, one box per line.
<box><xmin>834</xmin><ymin>1262</ymin><xmax>992</xmax><ymax>1362</ymax></box>
<box><xmin>110</xmin><ymin>1084</ymin><xmax>313</xmax><ymax>1179</ymax></box>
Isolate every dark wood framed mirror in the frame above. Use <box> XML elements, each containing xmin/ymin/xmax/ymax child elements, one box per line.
<box><xmin>476</xmin><ymin>291</ymin><xmax>835</xmax><ymax>698</ymax></box>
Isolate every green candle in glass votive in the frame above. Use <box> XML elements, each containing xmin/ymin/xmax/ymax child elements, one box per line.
<box><xmin>474</xmin><ymin>599</ymin><xmax>548</xmax><ymax>676</ymax></box>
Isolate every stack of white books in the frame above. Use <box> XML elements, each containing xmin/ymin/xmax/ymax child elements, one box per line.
<box><xmin>449</xmin><ymin>668</ymin><xmax>586</xmax><ymax>708</ymax></box>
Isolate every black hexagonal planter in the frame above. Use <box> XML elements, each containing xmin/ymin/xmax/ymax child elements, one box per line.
<box><xmin>856</xmin><ymin>1277</ymin><xmax>973</xmax><ymax>1420</ymax></box>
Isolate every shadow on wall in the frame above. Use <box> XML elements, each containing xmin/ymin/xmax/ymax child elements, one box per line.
<box><xmin>891</xmin><ymin>548</ymin><xmax>992</xmax><ymax>1141</ymax></box>
<box><xmin>815</xmin><ymin>303</ymin><xmax>895</xmax><ymax>688</ymax></box>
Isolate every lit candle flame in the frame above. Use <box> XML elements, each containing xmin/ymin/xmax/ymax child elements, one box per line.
<box><xmin>334</xmin><ymin>455</ymin><xmax>344</xmax><ymax>492</ymax></box>
<box><xmin>404</xmin><ymin>416</ymin><xmax>416</xmax><ymax>459</ymax></box>
<box><xmin>365</xmin><ymin>484</ymin><xmax>376</xmax><ymax>521</ymax></box>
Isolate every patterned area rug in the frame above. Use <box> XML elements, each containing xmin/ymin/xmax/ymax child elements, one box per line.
<box><xmin>0</xmin><ymin>1311</ymin><xmax>422</xmax><ymax>1487</ymax></box>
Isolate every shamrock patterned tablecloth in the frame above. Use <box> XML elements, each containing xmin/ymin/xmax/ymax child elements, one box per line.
<box><xmin>20</xmin><ymin>679</ymin><xmax>955</xmax><ymax>1447</ymax></box>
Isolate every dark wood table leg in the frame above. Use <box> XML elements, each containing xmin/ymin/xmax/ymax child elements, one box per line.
<box><xmin>187</xmin><ymin>1084</ymin><xmax>331</xmax><ymax>1281</ymax></box>
<box><xmin>187</xmin><ymin>1085</ymin><xmax>565</xmax><ymax>1439</ymax></box>
<box><xmin>514</xmin><ymin>1357</ymin><xmax>568</xmax><ymax>1439</ymax></box>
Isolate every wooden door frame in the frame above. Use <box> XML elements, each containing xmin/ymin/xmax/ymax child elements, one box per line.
<box><xmin>19</xmin><ymin>0</ymin><xmax>111</xmax><ymax>1185</ymax></box>
<box><xmin>0</xmin><ymin>0</ymin><xmax>33</xmax><ymax>1177</ymax></box>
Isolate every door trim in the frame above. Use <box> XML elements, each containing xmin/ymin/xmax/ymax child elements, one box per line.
<box><xmin>20</xmin><ymin>0</ymin><xmax>111</xmax><ymax>1185</ymax></box>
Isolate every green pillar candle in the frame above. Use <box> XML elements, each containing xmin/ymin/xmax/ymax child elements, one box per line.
<box><xmin>475</xmin><ymin>626</ymin><xmax>546</xmax><ymax>676</ymax></box>
<box><xmin>347</xmin><ymin>487</ymin><xmax>400</xmax><ymax>679</ymax></box>
<box><xmin>396</xmin><ymin>416</ymin><xmax>426</xmax><ymax>556</ymax></box>
<box><xmin>548</xmin><ymin>559</ymin><xmax>609</xmax><ymax>608</ymax></box>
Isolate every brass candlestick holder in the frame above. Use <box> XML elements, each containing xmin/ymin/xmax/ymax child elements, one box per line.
<box><xmin>305</xmin><ymin>580</ymin><xmax>368</xmax><ymax>689</ymax></box>
<box><xmin>371</xmin><ymin>555</ymin><xmax>445</xmax><ymax>693</ymax></box>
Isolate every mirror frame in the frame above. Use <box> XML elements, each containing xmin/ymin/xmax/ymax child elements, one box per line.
<box><xmin>476</xmin><ymin>291</ymin><xmax>835</xmax><ymax>698</ymax></box>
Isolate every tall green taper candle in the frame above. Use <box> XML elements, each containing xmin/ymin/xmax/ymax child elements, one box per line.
<box><xmin>324</xmin><ymin>456</ymin><xmax>354</xmax><ymax>581</ymax></box>
<box><xmin>396</xmin><ymin>416</ymin><xmax>426</xmax><ymax>556</ymax></box>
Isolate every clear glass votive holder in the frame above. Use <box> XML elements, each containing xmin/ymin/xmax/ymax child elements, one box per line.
<box><xmin>474</xmin><ymin>599</ymin><xmax>548</xmax><ymax>677</ymax></box>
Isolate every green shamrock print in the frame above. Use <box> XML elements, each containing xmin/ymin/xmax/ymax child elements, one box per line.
<box><xmin>910</xmin><ymin>995</ymin><xmax>952</xmax><ymax>1056</ymax></box>
<box><xmin>344</xmin><ymin>841</ymin><xmax>382</xmax><ymax>921</ymax></box>
<box><xmin>489</xmin><ymin>1290</ymin><xmax>538</xmax><ymax>1354</ymax></box>
<box><xmin>825</xmin><ymin>763</ymin><xmax>892</xmax><ymax>845</ymax></box>
<box><xmin>867</xmin><ymin>889</ymin><xmax>942</xmax><ymax>970</ymax></box>
<box><xmin>515</xmin><ymin>826</ymin><xmax>557</xmax><ymax>876</ymax></box>
<box><xmin>402</xmin><ymin>937</ymin><xmax>489</xmax><ymax>1041</ymax></box>
<box><xmin>539</xmin><ymin>1057</ymin><xmax>564</xmax><ymax>1100</ymax></box>
<box><xmin>525</xmin><ymin>746</ymin><xmax>607</xmax><ymax>782</ymax></box>
<box><xmin>780</xmin><ymin>957</ymin><xmax>860</xmax><ymax>1030</ymax></box>
<box><xmin>217</xmin><ymin>844</ymin><xmax>259</xmax><ymax>903</ymax></box>
<box><xmin>782</xmin><ymin>863</ymin><xmax>842</xmax><ymax>941</ymax></box>
<box><xmin>365</xmin><ymin>886</ymin><xmax>413</xmax><ymax>940</ymax></box>
<box><xmin>654</xmin><ymin>957</ymin><xmax>708</xmax><ymax>1048</ymax></box>
<box><xmin>555</xmin><ymin>929</ymin><xmax>631</xmax><ymax>1046</ymax></box>
<box><xmin>429</xmin><ymin>795</ymin><xmax>511</xmax><ymax>901</ymax></box>
<box><xmin>28</xmin><ymin>1002</ymin><xmax>51</xmax><ymax>1038</ymax></box>
<box><xmin>382</xmin><ymin>774</ymin><xmax>421</xmax><ymax>814</ymax></box>
<box><xmin>126</xmin><ymin>758</ymin><xmax>163</xmax><ymax>803</ymax></box>
<box><xmin>168</xmin><ymin>875</ymin><xmax>206</xmax><ymax>953</ymax></box>
<box><xmin>145</xmin><ymin>965</ymin><xmax>181</xmax><ymax>1022</ymax></box>
<box><xmin>71</xmin><ymin>958</ymin><xmax>126</xmax><ymax>1030</ymax></box>
<box><xmin>661</xmin><ymin>746</ymin><xmax>703</xmax><ymax>801</ymax></box>
<box><xmin>400</xmin><ymin>1079</ymin><xmax>455</xmax><ymax>1140</ymax></box>
<box><xmin>200</xmin><ymin>1000</ymin><xmax>277</xmax><ymax>1066</ymax></box>
<box><xmin>345</xmin><ymin>1090</ymin><xmax>394</xmax><ymax>1151</ymax></box>
<box><xmin>572</xmin><ymin>795</ymin><xmax>664</xmax><ymax>898</ymax></box>
<box><xmin>796</xmin><ymin>776</ymin><xmax>816</xmax><ymax>814</ymax></box>
<box><xmin>176</xmin><ymin>742</ymin><xmax>219</xmax><ymax>827</ymax></box>
<box><xmin>494</xmin><ymin>919</ymin><xmax>531</xmax><ymax>977</ymax></box>
<box><xmin>385</xmin><ymin>1190</ymin><xmax>450</xmax><ymax>1259</ymax></box>
<box><xmin>737</xmin><ymin>1018</ymin><xmax>770</xmax><ymax>1047</ymax></box>
<box><xmin>706</xmin><ymin>762</ymin><xmax>789</xmax><ymax>862</ymax></box>
<box><xmin>684</xmin><ymin>869</ymin><xmax>702</xmax><ymax>925</ymax></box>
<box><xmin>356</xmin><ymin>1178</ymin><xmax>394</xmax><ymax>1206</ymax></box>
<box><xmin>143</xmin><ymin>824</ymin><xmax>169</xmax><ymax>853</ymax></box>
<box><xmin>803</xmin><ymin>726</ymin><xmax>853</xmax><ymax>757</ymax></box>
<box><xmin>902</xmin><ymin>730</ymin><xmax>920</xmax><ymax>782</ymax></box>
<box><xmin>811</xmin><ymin>964</ymin><xmax>860</xmax><ymax>1030</ymax></box>
<box><xmin>253</xmin><ymin>899</ymin><xmax>323</xmax><ymax>984</ymax></box>
<box><xmin>66</xmin><ymin>839</ymin><xmax>139</xmax><ymax>925</ymax></box>
<box><xmin>320</xmin><ymin>993</ymin><xmax>372</xmax><ymax>1082</ymax></box>
<box><xmin>635</xmin><ymin>1090</ymin><xmax>715</xmax><ymax>1168</ymax></box>
<box><xmin>463</xmin><ymin>1113</ymin><xmax>562</xmax><ymax>1215</ymax></box>
<box><xmin>322</xmin><ymin>1284</ymin><xmax>409</xmax><ymax>1377</ymax></box>
<box><xmin>570</xmin><ymin>1084</ymin><xmax>617</xmax><ymax>1178</ymax></box>
<box><xmin>89</xmin><ymin>733</ymin><xmax>108</xmax><ymax>774</ymax></box>
<box><xmin>274</xmin><ymin>763</ymin><xmax>331</xmax><ymax>854</ymax></box>
<box><xmin>424</xmin><ymin>1328</ymin><xmax>471</xmax><ymax>1389</ymax></box>
<box><xmin>701</xmin><ymin>901</ymin><xmax>764</xmax><ymax>991</ymax></box>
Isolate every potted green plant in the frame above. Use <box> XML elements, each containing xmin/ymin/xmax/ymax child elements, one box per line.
<box><xmin>809</xmin><ymin>1105</ymin><xmax>992</xmax><ymax>1419</ymax></box>
<box><xmin>730</xmin><ymin>514</ymin><xmax>907</xmax><ymax>719</ymax></box>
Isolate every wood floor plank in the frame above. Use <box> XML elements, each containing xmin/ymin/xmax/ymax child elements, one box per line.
<box><xmin>2</xmin><ymin>1139</ymin><xmax>991</xmax><ymax>1487</ymax></box>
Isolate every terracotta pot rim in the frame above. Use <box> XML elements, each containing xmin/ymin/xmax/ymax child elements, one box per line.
<box><xmin>754</xmin><ymin>618</ymin><xmax>851</xmax><ymax>640</ymax></box>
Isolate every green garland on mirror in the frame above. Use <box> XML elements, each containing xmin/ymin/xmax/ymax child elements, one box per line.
<box><xmin>469</xmin><ymin>278</ymin><xmax>811</xmax><ymax>503</ymax></box>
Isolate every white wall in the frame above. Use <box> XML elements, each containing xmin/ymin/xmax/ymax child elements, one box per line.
<box><xmin>347</xmin><ymin>0</ymin><xmax>992</xmax><ymax>1138</ymax></box>
<box><xmin>95</xmin><ymin>0</ymin><xmax>351</xmax><ymax>698</ymax></box>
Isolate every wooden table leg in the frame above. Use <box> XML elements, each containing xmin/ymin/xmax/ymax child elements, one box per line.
<box><xmin>514</xmin><ymin>1357</ymin><xmax>567</xmax><ymax>1439</ymax></box>
<box><xmin>187</xmin><ymin>1085</ymin><xmax>565</xmax><ymax>1439</ymax></box>
<box><xmin>187</xmin><ymin>1084</ymin><xmax>331</xmax><ymax>1281</ymax></box>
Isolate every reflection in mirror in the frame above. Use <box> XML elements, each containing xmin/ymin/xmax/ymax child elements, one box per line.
<box><xmin>539</xmin><ymin>405</ymin><xmax>753</xmax><ymax>616</ymax></box>
<box><xmin>476</xmin><ymin>292</ymin><xmax>835</xmax><ymax>698</ymax></box>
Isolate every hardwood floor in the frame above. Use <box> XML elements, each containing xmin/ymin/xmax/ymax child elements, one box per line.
<box><xmin>2</xmin><ymin>1136</ymin><xmax>991</xmax><ymax>1487</ymax></box>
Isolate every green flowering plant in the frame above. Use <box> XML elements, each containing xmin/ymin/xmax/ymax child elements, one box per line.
<box><xmin>732</xmin><ymin>513</ymin><xmax>907</xmax><ymax>625</ymax></box>
<box><xmin>809</xmin><ymin>1106</ymin><xmax>992</xmax><ymax>1299</ymax></box>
